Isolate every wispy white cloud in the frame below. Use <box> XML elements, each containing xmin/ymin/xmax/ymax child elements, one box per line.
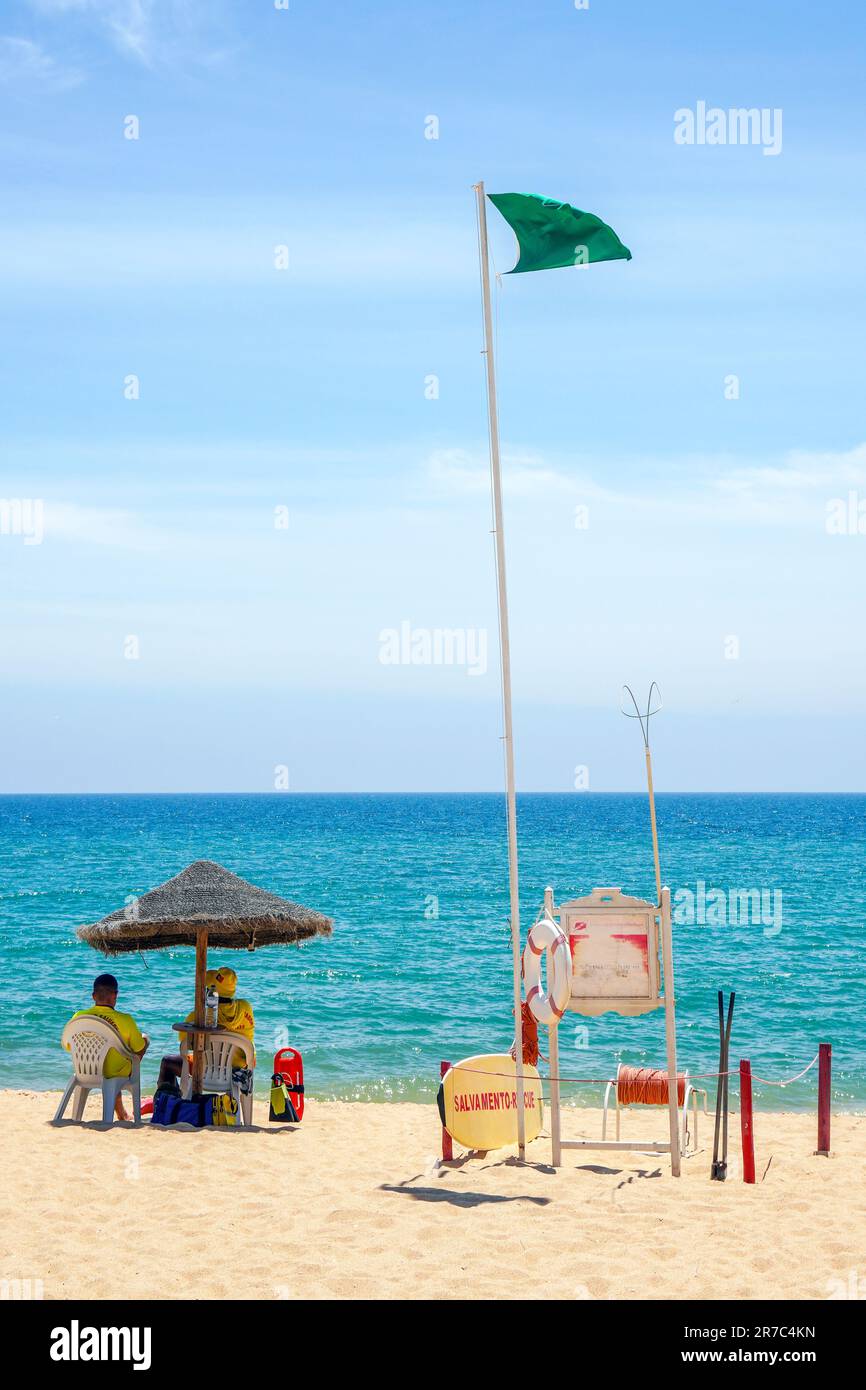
<box><xmin>425</xmin><ymin>447</ymin><xmax>604</xmax><ymax>500</ymax></box>
<box><xmin>3</xmin><ymin>441</ymin><xmax>865</xmax><ymax>727</ymax></box>
<box><xmin>717</xmin><ymin>444</ymin><xmax>866</xmax><ymax>493</ymax></box>
<box><xmin>6</xmin><ymin>441</ymin><xmax>865</xmax><ymax>554</ymax></box>
<box><xmin>28</xmin><ymin>0</ymin><xmax>231</xmax><ymax>69</ymax></box>
<box><xmin>0</xmin><ymin>35</ymin><xmax>83</xmax><ymax>89</ymax></box>
<box><xmin>423</xmin><ymin>442</ymin><xmax>866</xmax><ymax>527</ymax></box>
<box><xmin>45</xmin><ymin>501</ymin><xmax>173</xmax><ymax>550</ymax></box>
<box><xmin>29</xmin><ymin>1</ymin><xmax>156</xmax><ymax>65</ymax></box>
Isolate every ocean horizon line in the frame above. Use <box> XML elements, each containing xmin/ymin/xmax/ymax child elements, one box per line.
<box><xmin>3</xmin><ymin>789</ymin><xmax>866</xmax><ymax>798</ymax></box>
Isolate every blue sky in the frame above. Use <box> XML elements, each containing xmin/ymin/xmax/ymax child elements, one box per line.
<box><xmin>1</xmin><ymin>0</ymin><xmax>865</xmax><ymax>791</ymax></box>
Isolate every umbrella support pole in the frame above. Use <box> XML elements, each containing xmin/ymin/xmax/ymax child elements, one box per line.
<box><xmin>192</xmin><ymin>925</ymin><xmax>208</xmax><ymax>1095</ymax></box>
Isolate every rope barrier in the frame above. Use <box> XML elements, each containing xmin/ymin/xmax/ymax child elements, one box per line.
<box><xmin>751</xmin><ymin>1053</ymin><xmax>819</xmax><ymax>1087</ymax></box>
<box><xmin>446</xmin><ymin>1053</ymin><xmax>823</xmax><ymax>1089</ymax></box>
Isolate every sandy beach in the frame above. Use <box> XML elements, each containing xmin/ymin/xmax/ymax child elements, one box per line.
<box><xmin>1</xmin><ymin>1091</ymin><xmax>862</xmax><ymax>1302</ymax></box>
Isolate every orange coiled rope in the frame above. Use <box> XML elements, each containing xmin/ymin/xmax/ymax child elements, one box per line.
<box><xmin>511</xmin><ymin>1001</ymin><xmax>541</xmax><ymax>1067</ymax></box>
<box><xmin>617</xmin><ymin>1064</ymin><xmax>686</xmax><ymax>1107</ymax></box>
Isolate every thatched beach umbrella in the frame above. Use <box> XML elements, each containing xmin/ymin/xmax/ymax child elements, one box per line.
<box><xmin>78</xmin><ymin>859</ymin><xmax>332</xmax><ymax>1094</ymax></box>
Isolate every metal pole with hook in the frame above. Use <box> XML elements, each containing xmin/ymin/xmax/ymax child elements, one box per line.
<box><xmin>621</xmin><ymin>683</ymin><xmax>663</xmax><ymax>903</ymax></box>
<box><xmin>621</xmin><ymin>683</ymin><xmax>681</xmax><ymax>1176</ymax></box>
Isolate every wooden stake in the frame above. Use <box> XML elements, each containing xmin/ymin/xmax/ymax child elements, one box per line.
<box><xmin>816</xmin><ymin>1042</ymin><xmax>831</xmax><ymax>1156</ymax></box>
<box><xmin>440</xmin><ymin>1061</ymin><xmax>453</xmax><ymax>1162</ymax></box>
<box><xmin>740</xmin><ymin>1059</ymin><xmax>755</xmax><ymax>1183</ymax></box>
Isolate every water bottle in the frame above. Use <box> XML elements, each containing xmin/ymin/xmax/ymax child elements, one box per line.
<box><xmin>205</xmin><ymin>987</ymin><xmax>219</xmax><ymax>1028</ymax></box>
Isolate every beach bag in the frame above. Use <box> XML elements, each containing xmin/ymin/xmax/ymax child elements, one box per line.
<box><xmin>269</xmin><ymin>1074</ymin><xmax>300</xmax><ymax>1124</ymax></box>
<box><xmin>151</xmin><ymin>1090</ymin><xmax>213</xmax><ymax>1127</ymax></box>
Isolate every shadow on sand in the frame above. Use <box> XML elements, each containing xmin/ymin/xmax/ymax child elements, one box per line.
<box><xmin>574</xmin><ymin>1163</ymin><xmax>663</xmax><ymax>1179</ymax></box>
<box><xmin>48</xmin><ymin>1118</ymin><xmax>298</xmax><ymax>1136</ymax></box>
<box><xmin>380</xmin><ymin>1183</ymin><xmax>550</xmax><ymax>1209</ymax></box>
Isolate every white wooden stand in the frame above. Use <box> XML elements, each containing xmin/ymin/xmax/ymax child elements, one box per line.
<box><xmin>545</xmin><ymin>885</ymin><xmax>681</xmax><ymax>1177</ymax></box>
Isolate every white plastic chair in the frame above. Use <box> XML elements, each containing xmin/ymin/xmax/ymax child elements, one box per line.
<box><xmin>54</xmin><ymin>1017</ymin><xmax>142</xmax><ymax>1125</ymax></box>
<box><xmin>180</xmin><ymin>1030</ymin><xmax>255</xmax><ymax>1126</ymax></box>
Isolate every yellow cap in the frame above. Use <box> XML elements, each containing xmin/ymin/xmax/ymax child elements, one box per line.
<box><xmin>206</xmin><ymin>966</ymin><xmax>237</xmax><ymax>999</ymax></box>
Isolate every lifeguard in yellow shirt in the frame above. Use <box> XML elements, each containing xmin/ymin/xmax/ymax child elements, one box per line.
<box><xmin>180</xmin><ymin>966</ymin><xmax>255</xmax><ymax>1068</ymax></box>
<box><xmin>64</xmin><ymin>973</ymin><xmax>150</xmax><ymax>1120</ymax></box>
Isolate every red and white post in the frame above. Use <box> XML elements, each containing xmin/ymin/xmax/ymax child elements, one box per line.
<box><xmin>739</xmin><ymin>1059</ymin><xmax>755</xmax><ymax>1184</ymax></box>
<box><xmin>816</xmin><ymin>1042</ymin><xmax>831</xmax><ymax>1157</ymax></box>
<box><xmin>440</xmin><ymin>1060</ymin><xmax>453</xmax><ymax>1162</ymax></box>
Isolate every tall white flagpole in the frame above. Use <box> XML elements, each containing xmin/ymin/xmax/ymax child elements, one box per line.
<box><xmin>474</xmin><ymin>180</ymin><xmax>525</xmax><ymax>1157</ymax></box>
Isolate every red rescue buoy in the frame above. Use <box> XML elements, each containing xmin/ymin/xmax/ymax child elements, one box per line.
<box><xmin>272</xmin><ymin>1046</ymin><xmax>305</xmax><ymax>1122</ymax></box>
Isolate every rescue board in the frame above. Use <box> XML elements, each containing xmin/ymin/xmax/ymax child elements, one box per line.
<box><xmin>271</xmin><ymin>1046</ymin><xmax>304</xmax><ymax>1122</ymax></box>
<box><xmin>439</xmin><ymin>1053</ymin><xmax>543</xmax><ymax>1151</ymax></box>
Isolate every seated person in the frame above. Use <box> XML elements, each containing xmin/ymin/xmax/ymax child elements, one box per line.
<box><xmin>64</xmin><ymin>972</ymin><xmax>149</xmax><ymax>1121</ymax></box>
<box><xmin>159</xmin><ymin>967</ymin><xmax>255</xmax><ymax>1091</ymax></box>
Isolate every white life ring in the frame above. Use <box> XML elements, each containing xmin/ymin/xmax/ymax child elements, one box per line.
<box><xmin>523</xmin><ymin>915</ymin><xmax>571</xmax><ymax>1024</ymax></box>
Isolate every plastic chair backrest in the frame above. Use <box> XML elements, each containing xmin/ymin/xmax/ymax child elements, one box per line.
<box><xmin>202</xmin><ymin>1029</ymin><xmax>254</xmax><ymax>1091</ymax></box>
<box><xmin>61</xmin><ymin>1017</ymin><xmax>132</xmax><ymax>1085</ymax></box>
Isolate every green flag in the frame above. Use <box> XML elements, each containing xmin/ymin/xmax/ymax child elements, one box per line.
<box><xmin>487</xmin><ymin>192</ymin><xmax>631</xmax><ymax>274</ymax></box>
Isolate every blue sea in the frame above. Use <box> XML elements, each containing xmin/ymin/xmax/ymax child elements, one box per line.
<box><xmin>0</xmin><ymin>794</ymin><xmax>862</xmax><ymax>1110</ymax></box>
